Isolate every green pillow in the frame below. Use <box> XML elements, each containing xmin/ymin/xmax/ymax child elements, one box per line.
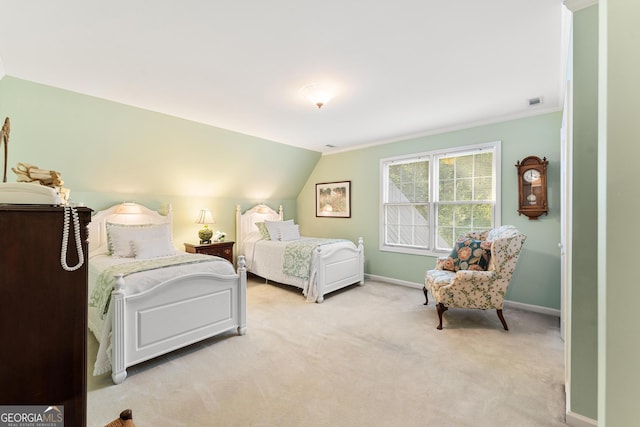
<box><xmin>442</xmin><ymin>238</ymin><xmax>491</xmax><ymax>272</ymax></box>
<box><xmin>255</xmin><ymin>222</ymin><xmax>270</xmax><ymax>240</ymax></box>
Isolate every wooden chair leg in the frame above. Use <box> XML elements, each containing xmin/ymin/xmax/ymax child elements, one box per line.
<box><xmin>422</xmin><ymin>287</ymin><xmax>429</xmax><ymax>305</ymax></box>
<box><xmin>436</xmin><ymin>303</ymin><xmax>448</xmax><ymax>330</ymax></box>
<box><xmin>496</xmin><ymin>309</ymin><xmax>509</xmax><ymax>331</ymax></box>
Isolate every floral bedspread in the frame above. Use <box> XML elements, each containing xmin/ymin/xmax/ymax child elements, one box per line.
<box><xmin>282</xmin><ymin>238</ymin><xmax>347</xmax><ymax>279</ymax></box>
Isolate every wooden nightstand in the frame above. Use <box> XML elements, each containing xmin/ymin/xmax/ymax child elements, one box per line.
<box><xmin>184</xmin><ymin>241</ymin><xmax>235</xmax><ymax>263</ymax></box>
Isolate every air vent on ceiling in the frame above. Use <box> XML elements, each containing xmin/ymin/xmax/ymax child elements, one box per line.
<box><xmin>528</xmin><ymin>96</ymin><xmax>543</xmax><ymax>107</ymax></box>
<box><xmin>325</xmin><ymin>144</ymin><xmax>337</xmax><ymax>148</ymax></box>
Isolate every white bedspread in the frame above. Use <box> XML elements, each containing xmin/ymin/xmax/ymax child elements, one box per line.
<box><xmin>242</xmin><ymin>235</ymin><xmax>356</xmax><ymax>302</ymax></box>
<box><xmin>88</xmin><ymin>253</ymin><xmax>235</xmax><ymax>375</ymax></box>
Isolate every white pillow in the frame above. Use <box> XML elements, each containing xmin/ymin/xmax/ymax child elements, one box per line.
<box><xmin>264</xmin><ymin>219</ymin><xmax>294</xmax><ymax>241</ymax></box>
<box><xmin>278</xmin><ymin>224</ymin><xmax>301</xmax><ymax>241</ymax></box>
<box><xmin>106</xmin><ymin>222</ymin><xmax>172</xmax><ymax>258</ymax></box>
<box><xmin>132</xmin><ymin>236</ymin><xmax>177</xmax><ymax>259</ymax></box>
<box><xmin>89</xmin><ymin>243</ymin><xmax>109</xmax><ymax>258</ymax></box>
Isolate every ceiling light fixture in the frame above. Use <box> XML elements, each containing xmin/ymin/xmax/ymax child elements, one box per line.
<box><xmin>299</xmin><ymin>82</ymin><xmax>334</xmax><ymax>109</ymax></box>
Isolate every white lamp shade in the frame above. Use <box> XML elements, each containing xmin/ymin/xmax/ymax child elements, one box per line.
<box><xmin>195</xmin><ymin>208</ymin><xmax>215</xmax><ymax>225</ymax></box>
<box><xmin>300</xmin><ymin>82</ymin><xmax>334</xmax><ymax>108</ymax></box>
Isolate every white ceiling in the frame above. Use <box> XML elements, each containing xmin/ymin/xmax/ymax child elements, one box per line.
<box><xmin>0</xmin><ymin>0</ymin><xmax>568</xmax><ymax>154</ymax></box>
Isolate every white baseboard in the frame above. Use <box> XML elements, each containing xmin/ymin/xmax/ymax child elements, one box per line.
<box><xmin>566</xmin><ymin>411</ymin><xmax>597</xmax><ymax>427</ymax></box>
<box><xmin>365</xmin><ymin>273</ymin><xmax>560</xmax><ymax>317</ymax></box>
<box><xmin>504</xmin><ymin>300</ymin><xmax>561</xmax><ymax>318</ymax></box>
<box><xmin>365</xmin><ymin>273</ymin><xmax>422</xmax><ymax>289</ymax></box>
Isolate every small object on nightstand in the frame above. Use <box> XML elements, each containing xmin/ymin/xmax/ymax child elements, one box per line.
<box><xmin>214</xmin><ymin>230</ymin><xmax>227</xmax><ymax>242</ymax></box>
<box><xmin>185</xmin><ymin>241</ymin><xmax>235</xmax><ymax>264</ymax></box>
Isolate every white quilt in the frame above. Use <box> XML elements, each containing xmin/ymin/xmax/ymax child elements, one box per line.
<box><xmin>88</xmin><ymin>253</ymin><xmax>235</xmax><ymax>375</ymax></box>
<box><xmin>241</xmin><ymin>233</ymin><xmax>355</xmax><ymax>302</ymax></box>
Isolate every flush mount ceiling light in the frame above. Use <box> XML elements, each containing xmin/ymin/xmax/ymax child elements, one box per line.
<box><xmin>299</xmin><ymin>82</ymin><xmax>334</xmax><ymax>109</ymax></box>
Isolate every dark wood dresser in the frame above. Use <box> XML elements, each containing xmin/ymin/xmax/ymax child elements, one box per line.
<box><xmin>0</xmin><ymin>205</ymin><xmax>92</xmax><ymax>427</ymax></box>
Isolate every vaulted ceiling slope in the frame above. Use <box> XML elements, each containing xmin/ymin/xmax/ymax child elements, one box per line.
<box><xmin>0</xmin><ymin>0</ymin><xmax>568</xmax><ymax>153</ymax></box>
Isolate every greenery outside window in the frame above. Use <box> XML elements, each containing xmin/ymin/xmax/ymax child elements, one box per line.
<box><xmin>380</xmin><ymin>141</ymin><xmax>501</xmax><ymax>255</ymax></box>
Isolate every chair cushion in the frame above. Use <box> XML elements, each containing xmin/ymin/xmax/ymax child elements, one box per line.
<box><xmin>442</xmin><ymin>238</ymin><xmax>492</xmax><ymax>272</ymax></box>
<box><xmin>426</xmin><ymin>269</ymin><xmax>456</xmax><ymax>289</ymax></box>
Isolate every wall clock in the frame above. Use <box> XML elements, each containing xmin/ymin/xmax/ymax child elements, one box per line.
<box><xmin>515</xmin><ymin>155</ymin><xmax>548</xmax><ymax>220</ymax></box>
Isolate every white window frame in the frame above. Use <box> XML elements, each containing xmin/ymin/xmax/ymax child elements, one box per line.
<box><xmin>379</xmin><ymin>141</ymin><xmax>501</xmax><ymax>256</ymax></box>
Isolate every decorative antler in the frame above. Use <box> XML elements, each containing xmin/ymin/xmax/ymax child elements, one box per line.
<box><xmin>1</xmin><ymin>117</ymin><xmax>9</xmax><ymax>183</ymax></box>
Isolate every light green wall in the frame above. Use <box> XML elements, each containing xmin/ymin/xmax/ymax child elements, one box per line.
<box><xmin>0</xmin><ymin>76</ymin><xmax>320</xmax><ymax>246</ymax></box>
<box><xmin>0</xmin><ymin>76</ymin><xmax>564</xmax><ymax>310</ymax></box>
<box><xmin>600</xmin><ymin>0</ymin><xmax>640</xmax><ymax>425</ymax></box>
<box><xmin>297</xmin><ymin>112</ymin><xmax>563</xmax><ymax>309</ymax></box>
<box><xmin>570</xmin><ymin>4</ymin><xmax>599</xmax><ymax>421</ymax></box>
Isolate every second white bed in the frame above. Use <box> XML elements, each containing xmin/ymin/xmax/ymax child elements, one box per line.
<box><xmin>236</xmin><ymin>204</ymin><xmax>364</xmax><ymax>302</ymax></box>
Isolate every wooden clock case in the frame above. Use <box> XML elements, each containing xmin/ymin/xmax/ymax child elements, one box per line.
<box><xmin>515</xmin><ymin>155</ymin><xmax>549</xmax><ymax>220</ymax></box>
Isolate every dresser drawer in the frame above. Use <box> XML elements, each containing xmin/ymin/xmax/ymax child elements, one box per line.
<box><xmin>184</xmin><ymin>241</ymin><xmax>234</xmax><ymax>263</ymax></box>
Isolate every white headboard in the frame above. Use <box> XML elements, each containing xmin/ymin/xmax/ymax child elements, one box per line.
<box><xmin>88</xmin><ymin>202</ymin><xmax>172</xmax><ymax>255</ymax></box>
<box><xmin>235</xmin><ymin>204</ymin><xmax>283</xmax><ymax>246</ymax></box>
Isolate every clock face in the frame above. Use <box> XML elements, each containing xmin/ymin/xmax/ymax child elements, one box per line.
<box><xmin>523</xmin><ymin>169</ymin><xmax>541</xmax><ymax>183</ymax></box>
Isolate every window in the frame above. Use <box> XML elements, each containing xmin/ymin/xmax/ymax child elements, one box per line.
<box><xmin>380</xmin><ymin>141</ymin><xmax>501</xmax><ymax>255</ymax></box>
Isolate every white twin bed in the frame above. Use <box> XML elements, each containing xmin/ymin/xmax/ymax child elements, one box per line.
<box><xmin>87</xmin><ymin>203</ymin><xmax>246</xmax><ymax>384</ymax></box>
<box><xmin>236</xmin><ymin>204</ymin><xmax>364</xmax><ymax>303</ymax></box>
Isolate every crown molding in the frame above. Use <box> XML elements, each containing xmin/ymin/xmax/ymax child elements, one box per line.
<box><xmin>322</xmin><ymin>105</ymin><xmax>562</xmax><ymax>156</ymax></box>
<box><xmin>563</xmin><ymin>0</ymin><xmax>598</xmax><ymax>12</ymax></box>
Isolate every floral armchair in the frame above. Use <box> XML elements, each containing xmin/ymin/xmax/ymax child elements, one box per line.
<box><xmin>424</xmin><ymin>225</ymin><xmax>526</xmax><ymax>330</ymax></box>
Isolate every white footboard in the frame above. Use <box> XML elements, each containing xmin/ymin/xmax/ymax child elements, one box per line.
<box><xmin>110</xmin><ymin>258</ymin><xmax>247</xmax><ymax>384</ymax></box>
<box><xmin>314</xmin><ymin>237</ymin><xmax>365</xmax><ymax>303</ymax></box>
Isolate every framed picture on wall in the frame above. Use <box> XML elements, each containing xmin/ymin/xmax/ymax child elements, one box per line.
<box><xmin>316</xmin><ymin>181</ymin><xmax>351</xmax><ymax>218</ymax></box>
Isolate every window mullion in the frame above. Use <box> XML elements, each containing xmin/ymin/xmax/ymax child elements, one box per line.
<box><xmin>429</xmin><ymin>153</ymin><xmax>436</xmax><ymax>250</ymax></box>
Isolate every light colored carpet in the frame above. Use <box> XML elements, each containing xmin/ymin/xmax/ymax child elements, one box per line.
<box><xmin>87</xmin><ymin>276</ymin><xmax>566</xmax><ymax>427</ymax></box>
